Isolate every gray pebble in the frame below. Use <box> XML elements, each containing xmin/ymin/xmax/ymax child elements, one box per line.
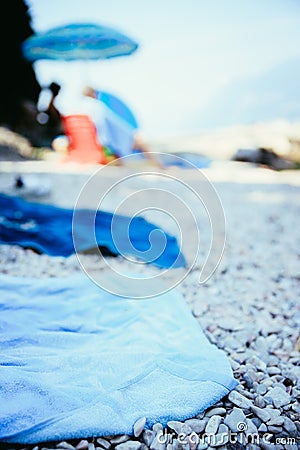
<box><xmin>255</xmin><ymin>383</ymin><xmax>267</xmax><ymax>395</ymax></box>
<box><xmin>267</xmin><ymin>416</ymin><xmax>284</xmax><ymax>426</ymax></box>
<box><xmin>267</xmin><ymin>366</ymin><xmax>281</xmax><ymax>375</ymax></box>
<box><xmin>153</xmin><ymin>423</ymin><xmax>164</xmax><ymax>435</ymax></box>
<box><xmin>263</xmin><ymin>396</ymin><xmax>274</xmax><ymax>406</ymax></box>
<box><xmin>245</xmin><ymin>418</ymin><xmax>258</xmax><ymax>434</ymax></box>
<box><xmin>283</xmin><ymin>416</ymin><xmax>298</xmax><ymax>436</ymax></box>
<box><xmin>284</xmin><ymin>445</ymin><xmax>298</xmax><ymax>450</ymax></box>
<box><xmin>134</xmin><ymin>417</ymin><xmax>147</xmax><ymax>437</ymax></box>
<box><xmin>143</xmin><ymin>430</ymin><xmax>155</xmax><ymax>447</ymax></box>
<box><xmin>88</xmin><ymin>444</ymin><xmax>95</xmax><ymax>450</ymax></box>
<box><xmin>250</xmin><ymin>405</ymin><xmax>271</xmax><ymax>422</ymax></box>
<box><xmin>229</xmin><ymin>359</ymin><xmax>240</xmax><ymax>371</ymax></box>
<box><xmin>265</xmin><ymin>386</ymin><xmax>291</xmax><ymax>408</ymax></box>
<box><xmin>251</xmin><ymin>417</ymin><xmax>261</xmax><ymax>429</ymax></box>
<box><xmin>150</xmin><ymin>436</ymin><xmax>165</xmax><ymax>450</ymax></box>
<box><xmin>167</xmin><ymin>421</ymin><xmax>184</xmax><ymax>435</ymax></box>
<box><xmin>205</xmin><ymin>408</ymin><xmax>226</xmax><ymax>418</ymax></box>
<box><xmin>209</xmin><ymin>431</ymin><xmax>229</xmax><ymax>447</ymax></box>
<box><xmin>224</xmin><ymin>407</ymin><xmax>246</xmax><ymax>432</ymax></box>
<box><xmin>254</xmin><ymin>395</ymin><xmax>266</xmax><ymax>408</ymax></box>
<box><xmin>267</xmin><ymin>425</ymin><xmax>282</xmax><ymax>434</ymax></box>
<box><xmin>110</xmin><ymin>436</ymin><xmax>130</xmax><ymax>445</ymax></box>
<box><xmin>265</xmin><ymin>408</ymin><xmax>281</xmax><ymax>421</ymax></box>
<box><xmin>258</xmin><ymin>423</ymin><xmax>267</xmax><ymax>433</ymax></box>
<box><xmin>196</xmin><ymin>442</ymin><xmax>208</xmax><ymax>450</ymax></box>
<box><xmin>184</xmin><ymin>419</ymin><xmax>207</xmax><ymax>433</ymax></box>
<box><xmin>267</xmin><ymin>355</ymin><xmax>279</xmax><ymax>367</ymax></box>
<box><xmin>57</xmin><ymin>443</ymin><xmax>76</xmax><ymax>450</ymax></box>
<box><xmin>247</xmin><ymin>356</ymin><xmax>267</xmax><ymax>372</ymax></box>
<box><xmin>96</xmin><ymin>439</ymin><xmax>110</xmax><ymax>450</ymax></box>
<box><xmin>76</xmin><ymin>441</ymin><xmax>89</xmax><ymax>450</ymax></box>
<box><xmin>115</xmin><ymin>442</ymin><xmax>142</xmax><ymax>450</ymax></box>
<box><xmin>228</xmin><ymin>390</ymin><xmax>252</xmax><ymax>409</ymax></box>
<box><xmin>205</xmin><ymin>415</ymin><xmax>222</xmax><ymax>435</ymax></box>
<box><xmin>243</xmin><ymin>374</ymin><xmax>254</xmax><ymax>389</ymax></box>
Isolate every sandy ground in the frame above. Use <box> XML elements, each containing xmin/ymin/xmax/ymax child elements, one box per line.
<box><xmin>0</xmin><ymin>159</ymin><xmax>299</xmax><ymax>449</ymax></box>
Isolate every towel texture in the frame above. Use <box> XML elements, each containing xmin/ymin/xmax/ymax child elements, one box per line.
<box><xmin>0</xmin><ymin>194</ymin><xmax>185</xmax><ymax>268</ymax></box>
<box><xmin>0</xmin><ymin>274</ymin><xmax>237</xmax><ymax>443</ymax></box>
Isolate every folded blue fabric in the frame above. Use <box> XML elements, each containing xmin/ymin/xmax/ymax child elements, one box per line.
<box><xmin>0</xmin><ymin>274</ymin><xmax>237</xmax><ymax>443</ymax></box>
<box><xmin>0</xmin><ymin>194</ymin><xmax>185</xmax><ymax>268</ymax></box>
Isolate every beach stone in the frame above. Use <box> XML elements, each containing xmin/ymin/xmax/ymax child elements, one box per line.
<box><xmin>265</xmin><ymin>386</ymin><xmax>290</xmax><ymax>408</ymax></box>
<box><xmin>115</xmin><ymin>442</ymin><xmax>142</xmax><ymax>450</ymax></box>
<box><xmin>167</xmin><ymin>420</ymin><xmax>186</xmax><ymax>434</ymax></box>
<box><xmin>247</xmin><ymin>356</ymin><xmax>267</xmax><ymax>372</ymax></box>
<box><xmin>57</xmin><ymin>443</ymin><xmax>76</xmax><ymax>450</ymax></box>
<box><xmin>110</xmin><ymin>436</ymin><xmax>130</xmax><ymax>445</ymax></box>
<box><xmin>255</xmin><ymin>383</ymin><xmax>267</xmax><ymax>395</ymax></box>
<box><xmin>205</xmin><ymin>415</ymin><xmax>222</xmax><ymax>435</ymax></box>
<box><xmin>209</xmin><ymin>428</ymin><xmax>229</xmax><ymax>447</ymax></box>
<box><xmin>245</xmin><ymin>418</ymin><xmax>258</xmax><ymax>434</ymax></box>
<box><xmin>291</xmin><ymin>402</ymin><xmax>300</xmax><ymax>413</ymax></box>
<box><xmin>205</xmin><ymin>408</ymin><xmax>226</xmax><ymax>418</ymax></box>
<box><xmin>265</xmin><ymin>408</ymin><xmax>281</xmax><ymax>421</ymax></box>
<box><xmin>143</xmin><ymin>430</ymin><xmax>155</xmax><ymax>447</ymax></box>
<box><xmin>217</xmin><ymin>318</ymin><xmax>244</xmax><ymax>331</ymax></box>
<box><xmin>283</xmin><ymin>417</ymin><xmax>298</xmax><ymax>436</ymax></box>
<box><xmin>228</xmin><ymin>390</ymin><xmax>252</xmax><ymax>409</ymax></box>
<box><xmin>171</xmin><ymin>438</ymin><xmax>179</xmax><ymax>450</ymax></box>
<box><xmin>224</xmin><ymin>408</ymin><xmax>246</xmax><ymax>433</ymax></box>
<box><xmin>76</xmin><ymin>441</ymin><xmax>89</xmax><ymax>450</ymax></box>
<box><xmin>285</xmin><ymin>445</ymin><xmax>298</xmax><ymax>450</ymax></box>
<box><xmin>267</xmin><ymin>416</ymin><xmax>284</xmax><ymax>426</ymax></box>
<box><xmin>150</xmin><ymin>436</ymin><xmax>165</xmax><ymax>450</ymax></box>
<box><xmin>134</xmin><ymin>417</ymin><xmax>147</xmax><ymax>437</ymax></box>
<box><xmin>263</xmin><ymin>396</ymin><xmax>274</xmax><ymax>406</ymax></box>
<box><xmin>243</xmin><ymin>374</ymin><xmax>254</xmax><ymax>390</ymax></box>
<box><xmin>153</xmin><ymin>423</ymin><xmax>164</xmax><ymax>435</ymax></box>
<box><xmin>258</xmin><ymin>423</ymin><xmax>267</xmax><ymax>433</ymax></box>
<box><xmin>266</xmin><ymin>355</ymin><xmax>279</xmax><ymax>367</ymax></box>
<box><xmin>254</xmin><ymin>395</ymin><xmax>266</xmax><ymax>408</ymax></box>
<box><xmin>267</xmin><ymin>366</ymin><xmax>281</xmax><ymax>375</ymax></box>
<box><xmin>88</xmin><ymin>444</ymin><xmax>95</xmax><ymax>450</ymax></box>
<box><xmin>96</xmin><ymin>439</ymin><xmax>110</xmax><ymax>450</ymax></box>
<box><xmin>229</xmin><ymin>359</ymin><xmax>240</xmax><ymax>371</ymax></box>
<box><xmin>251</xmin><ymin>418</ymin><xmax>261</xmax><ymax>429</ymax></box>
<box><xmin>267</xmin><ymin>425</ymin><xmax>282</xmax><ymax>434</ymax></box>
<box><xmin>250</xmin><ymin>406</ymin><xmax>271</xmax><ymax>423</ymax></box>
<box><xmin>184</xmin><ymin>419</ymin><xmax>207</xmax><ymax>433</ymax></box>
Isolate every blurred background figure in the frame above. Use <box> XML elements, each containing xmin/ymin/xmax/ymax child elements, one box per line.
<box><xmin>37</xmin><ymin>81</ymin><xmax>63</xmax><ymax>146</ymax></box>
<box><xmin>82</xmin><ymin>86</ymin><xmax>163</xmax><ymax>167</ymax></box>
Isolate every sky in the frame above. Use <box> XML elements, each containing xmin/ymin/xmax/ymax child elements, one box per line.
<box><xmin>26</xmin><ymin>0</ymin><xmax>300</xmax><ymax>138</ymax></box>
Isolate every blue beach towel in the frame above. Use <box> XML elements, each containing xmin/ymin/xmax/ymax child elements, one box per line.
<box><xmin>0</xmin><ymin>194</ymin><xmax>185</xmax><ymax>268</ymax></box>
<box><xmin>0</xmin><ymin>274</ymin><xmax>237</xmax><ymax>443</ymax></box>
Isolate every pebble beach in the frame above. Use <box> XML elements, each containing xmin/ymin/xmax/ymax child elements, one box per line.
<box><xmin>0</xmin><ymin>157</ymin><xmax>299</xmax><ymax>450</ymax></box>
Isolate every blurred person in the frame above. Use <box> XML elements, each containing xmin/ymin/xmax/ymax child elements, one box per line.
<box><xmin>82</xmin><ymin>86</ymin><xmax>163</xmax><ymax>168</ymax></box>
<box><xmin>37</xmin><ymin>82</ymin><xmax>63</xmax><ymax>146</ymax></box>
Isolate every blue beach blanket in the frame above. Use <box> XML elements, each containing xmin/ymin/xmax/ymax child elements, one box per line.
<box><xmin>0</xmin><ymin>194</ymin><xmax>185</xmax><ymax>268</ymax></box>
<box><xmin>0</xmin><ymin>275</ymin><xmax>237</xmax><ymax>443</ymax></box>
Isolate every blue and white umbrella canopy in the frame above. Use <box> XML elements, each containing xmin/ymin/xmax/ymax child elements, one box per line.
<box><xmin>97</xmin><ymin>91</ymin><xmax>139</xmax><ymax>129</ymax></box>
<box><xmin>22</xmin><ymin>23</ymin><xmax>138</xmax><ymax>62</ymax></box>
